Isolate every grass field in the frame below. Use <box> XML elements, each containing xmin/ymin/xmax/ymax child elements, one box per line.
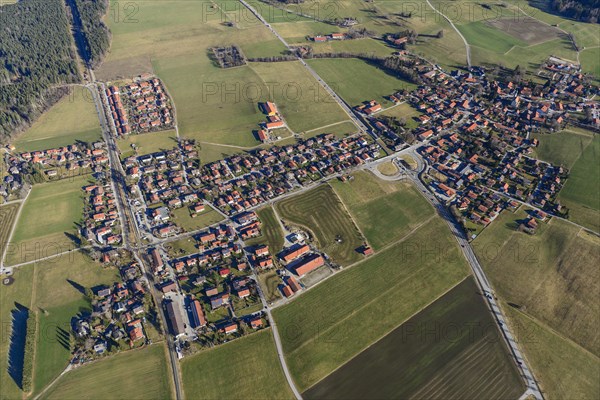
<box><xmin>0</xmin><ymin>264</ymin><xmax>35</xmax><ymax>399</ymax></box>
<box><xmin>31</xmin><ymin>251</ymin><xmax>119</xmax><ymax>394</ymax></box>
<box><xmin>532</xmin><ymin>129</ymin><xmax>594</xmax><ymax>168</ymax></box>
<box><xmin>6</xmin><ymin>175</ymin><xmax>92</xmax><ymax>266</ymax></box>
<box><xmin>376</xmin><ymin>162</ymin><xmax>398</xmax><ymax>176</ymax></box>
<box><xmin>306</xmin><ymin>58</ymin><xmax>417</xmax><ymax>107</ymax></box>
<box><xmin>505</xmin><ymin>306</ymin><xmax>600</xmax><ymax>400</ymax></box>
<box><xmin>379</xmin><ymin>102</ymin><xmax>422</xmax><ymax>129</ymax></box>
<box><xmin>13</xmin><ymin>87</ymin><xmax>101</xmax><ymax>152</ymax></box>
<box><xmin>330</xmin><ymin>171</ymin><xmax>433</xmax><ymax>250</ymax></box>
<box><xmin>579</xmin><ymin>47</ymin><xmax>600</xmax><ymax>78</ymax></box>
<box><xmin>98</xmin><ymin>0</ymin><xmax>291</xmax><ymax>156</ymax></box>
<box><xmin>559</xmin><ymin>135</ymin><xmax>600</xmax><ymax>232</ymax></box>
<box><xmin>273</xmin><ymin>217</ymin><xmax>469</xmax><ymax>390</ymax></box>
<box><xmin>165</xmin><ymin>236</ymin><xmax>199</xmax><ymax>258</ymax></box>
<box><xmin>248</xmin><ymin>61</ymin><xmax>351</xmax><ymax>133</ymax></box>
<box><xmin>276</xmin><ymin>184</ymin><xmax>364</xmax><ymax>266</ymax></box>
<box><xmin>41</xmin><ymin>344</ymin><xmax>173</xmax><ymax>400</ymax></box>
<box><xmin>181</xmin><ymin>329</ymin><xmax>294</xmax><ymax>399</ymax></box>
<box><xmin>257</xmin><ymin>269</ymin><xmax>282</xmax><ymax>303</ymax></box>
<box><xmin>473</xmin><ymin>210</ymin><xmax>600</xmax><ymax>357</ymax></box>
<box><xmin>171</xmin><ymin>204</ymin><xmax>224</xmax><ymax>232</ymax></box>
<box><xmin>0</xmin><ymin>203</ymin><xmax>20</xmax><ymax>260</ymax></box>
<box><xmin>244</xmin><ymin>206</ymin><xmax>285</xmax><ymax>254</ymax></box>
<box><xmin>304</xmin><ymin>277</ymin><xmax>524</xmax><ymax>399</ymax></box>
<box><xmin>117</xmin><ymin>130</ymin><xmax>178</xmax><ymax>159</ymax></box>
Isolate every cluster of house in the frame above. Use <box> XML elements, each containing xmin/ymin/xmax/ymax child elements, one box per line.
<box><xmin>12</xmin><ymin>141</ymin><xmax>108</xmax><ymax>179</ymax></box>
<box><xmin>71</xmin><ymin>261</ymin><xmax>150</xmax><ymax>361</ymax></box>
<box><xmin>106</xmin><ymin>75</ymin><xmax>174</xmax><ymax>136</ymax></box>
<box><xmin>81</xmin><ymin>180</ymin><xmax>122</xmax><ymax>246</ymax></box>
<box><xmin>200</xmin><ymin>133</ymin><xmax>382</xmax><ymax>216</ymax></box>
<box><xmin>276</xmin><ymin>242</ymin><xmax>327</xmax><ymax>296</ymax></box>
<box><xmin>355</xmin><ymin>100</ymin><xmax>382</xmax><ymax>115</ymax></box>
<box><xmin>453</xmin><ymin>186</ymin><xmax>520</xmax><ymax>229</ymax></box>
<box><xmin>310</xmin><ymin>32</ymin><xmax>346</xmax><ymax>42</ymax></box>
<box><xmin>256</xmin><ymin>102</ymin><xmax>286</xmax><ymax>142</ymax></box>
<box><xmin>403</xmin><ymin>62</ymin><xmax>595</xmax><ymax>229</ymax></box>
<box><xmin>123</xmin><ymin>140</ymin><xmax>202</xmax><ymax>237</ymax></box>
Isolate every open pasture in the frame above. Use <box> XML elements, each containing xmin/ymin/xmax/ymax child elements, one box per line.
<box><xmin>13</xmin><ymin>87</ymin><xmax>101</xmax><ymax>153</ymax></box>
<box><xmin>306</xmin><ymin>58</ymin><xmax>416</xmax><ymax>107</ymax></box>
<box><xmin>330</xmin><ymin>171</ymin><xmax>433</xmax><ymax>250</ymax></box>
<box><xmin>473</xmin><ymin>210</ymin><xmax>600</xmax><ymax>356</ymax></box>
<box><xmin>304</xmin><ymin>277</ymin><xmax>524</xmax><ymax>400</ymax></box>
<box><xmin>41</xmin><ymin>344</ymin><xmax>172</xmax><ymax>400</ymax></box>
<box><xmin>273</xmin><ymin>217</ymin><xmax>469</xmax><ymax>390</ymax></box>
<box><xmin>181</xmin><ymin>329</ymin><xmax>294</xmax><ymax>399</ymax></box>
<box><xmin>6</xmin><ymin>175</ymin><xmax>91</xmax><ymax>266</ymax></box>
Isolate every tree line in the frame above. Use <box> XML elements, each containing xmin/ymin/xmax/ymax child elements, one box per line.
<box><xmin>551</xmin><ymin>0</ymin><xmax>600</xmax><ymax>23</ymax></box>
<box><xmin>73</xmin><ymin>0</ymin><xmax>111</xmax><ymax>67</ymax></box>
<box><xmin>0</xmin><ymin>0</ymin><xmax>81</xmax><ymax>144</ymax></box>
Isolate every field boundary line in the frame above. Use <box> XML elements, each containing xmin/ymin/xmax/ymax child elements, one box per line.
<box><xmin>28</xmin><ymin>263</ymin><xmax>40</xmax><ymax>397</ymax></box>
<box><xmin>302</xmin><ymin>276</ymin><xmax>470</xmax><ymax>391</ymax></box>
<box><xmin>287</xmin><ymin>215</ymin><xmax>453</xmax><ymax>356</ymax></box>
<box><xmin>506</xmin><ymin>307</ymin><xmax>600</xmax><ymax>361</ymax></box>
<box><xmin>325</xmin><ymin>182</ymin><xmax>369</xmax><ymax>247</ymax></box>
<box><xmin>304</xmin><ymin>120</ymin><xmax>356</xmax><ymax>134</ymax></box>
<box><xmin>1</xmin><ymin>187</ymin><xmax>30</xmax><ymax>269</ymax></box>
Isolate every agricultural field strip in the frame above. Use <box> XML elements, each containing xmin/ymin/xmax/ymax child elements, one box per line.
<box><xmin>286</xmin><ymin>214</ymin><xmax>438</xmax><ymax>355</ymax></box>
<box><xmin>305</xmin><ymin>275</ymin><xmax>470</xmax><ymax>389</ymax></box>
<box><xmin>507</xmin><ymin>303</ymin><xmax>599</xmax><ymax>362</ymax></box>
<box><xmin>0</xmin><ymin>202</ymin><xmax>22</xmax><ymax>267</ymax></box>
<box><xmin>325</xmin><ymin>182</ymin><xmax>371</xmax><ymax>247</ymax></box>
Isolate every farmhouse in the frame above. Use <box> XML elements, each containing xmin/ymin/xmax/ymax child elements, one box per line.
<box><xmin>293</xmin><ymin>254</ymin><xmax>325</xmax><ymax>277</ymax></box>
<box><xmin>280</xmin><ymin>244</ymin><xmax>310</xmax><ymax>263</ymax></box>
<box><xmin>165</xmin><ymin>301</ymin><xmax>185</xmax><ymax>337</ymax></box>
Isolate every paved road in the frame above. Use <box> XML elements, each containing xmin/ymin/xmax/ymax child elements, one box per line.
<box><xmin>395</xmin><ymin>156</ymin><xmax>543</xmax><ymax>400</ymax></box>
<box><xmin>89</xmin><ymin>78</ymin><xmax>184</xmax><ymax>400</ymax></box>
<box><xmin>239</xmin><ymin>0</ymin><xmax>370</xmax><ymax>134</ymax></box>
<box><xmin>425</xmin><ymin>0</ymin><xmax>471</xmax><ymax>67</ymax></box>
<box><xmin>244</xmin><ymin>249</ymin><xmax>302</xmax><ymax>400</ymax></box>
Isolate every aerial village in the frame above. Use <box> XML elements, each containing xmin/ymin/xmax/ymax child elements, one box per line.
<box><xmin>1</xmin><ymin>53</ymin><xmax>598</xmax><ymax>363</ymax></box>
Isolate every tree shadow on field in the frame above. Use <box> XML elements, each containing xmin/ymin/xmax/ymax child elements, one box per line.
<box><xmin>7</xmin><ymin>302</ymin><xmax>29</xmax><ymax>389</ymax></box>
<box><xmin>66</xmin><ymin>279</ymin><xmax>86</xmax><ymax>296</ymax></box>
<box><xmin>56</xmin><ymin>326</ymin><xmax>71</xmax><ymax>351</ymax></box>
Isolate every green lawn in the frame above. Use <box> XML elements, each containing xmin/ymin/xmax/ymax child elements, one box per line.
<box><xmin>505</xmin><ymin>306</ymin><xmax>600</xmax><ymax>400</ymax></box>
<box><xmin>171</xmin><ymin>204</ymin><xmax>224</xmax><ymax>232</ymax></box>
<box><xmin>379</xmin><ymin>102</ymin><xmax>422</xmax><ymax>129</ymax></box>
<box><xmin>532</xmin><ymin>129</ymin><xmax>594</xmax><ymax>168</ymax></box>
<box><xmin>40</xmin><ymin>344</ymin><xmax>173</xmax><ymax>400</ymax></box>
<box><xmin>0</xmin><ymin>264</ymin><xmax>35</xmax><ymax>399</ymax></box>
<box><xmin>6</xmin><ymin>175</ymin><xmax>92</xmax><ymax>266</ymax></box>
<box><xmin>457</xmin><ymin>21</ymin><xmax>527</xmax><ymax>54</ymax></box>
<box><xmin>273</xmin><ymin>217</ymin><xmax>470</xmax><ymax>390</ymax></box>
<box><xmin>117</xmin><ymin>130</ymin><xmax>178</xmax><ymax>159</ymax></box>
<box><xmin>257</xmin><ymin>269</ymin><xmax>282</xmax><ymax>303</ymax></box>
<box><xmin>473</xmin><ymin>210</ymin><xmax>600</xmax><ymax>357</ymax></box>
<box><xmin>0</xmin><ymin>203</ymin><xmax>20</xmax><ymax>259</ymax></box>
<box><xmin>248</xmin><ymin>61</ymin><xmax>351</xmax><ymax>133</ymax></box>
<box><xmin>245</xmin><ymin>206</ymin><xmax>285</xmax><ymax>254</ymax></box>
<box><xmin>13</xmin><ymin>87</ymin><xmax>102</xmax><ymax>152</ymax></box>
<box><xmin>276</xmin><ymin>184</ymin><xmax>365</xmax><ymax>266</ymax></box>
<box><xmin>330</xmin><ymin>171</ymin><xmax>433</xmax><ymax>250</ymax></box>
<box><xmin>97</xmin><ymin>0</ymin><xmax>289</xmax><ymax>157</ymax></box>
<box><xmin>304</xmin><ymin>277</ymin><xmax>524</xmax><ymax>399</ymax></box>
<box><xmin>306</xmin><ymin>58</ymin><xmax>417</xmax><ymax>107</ymax></box>
<box><xmin>580</xmin><ymin>47</ymin><xmax>600</xmax><ymax>78</ymax></box>
<box><xmin>560</xmin><ymin>135</ymin><xmax>600</xmax><ymax>232</ymax></box>
<box><xmin>181</xmin><ymin>329</ymin><xmax>294</xmax><ymax>399</ymax></box>
<box><xmin>31</xmin><ymin>252</ymin><xmax>119</xmax><ymax>395</ymax></box>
